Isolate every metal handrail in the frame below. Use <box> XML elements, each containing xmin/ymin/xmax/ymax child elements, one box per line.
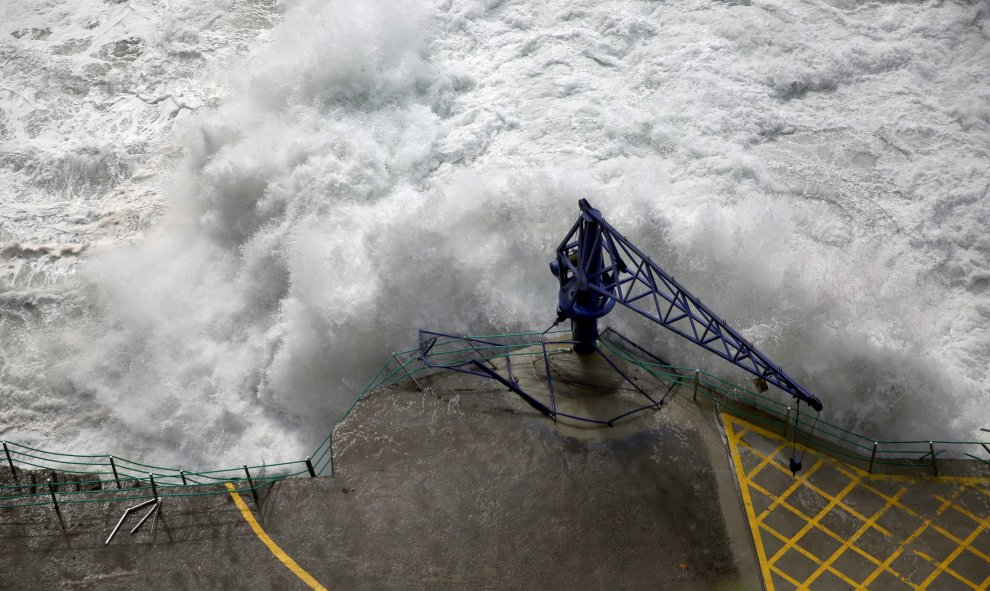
<box><xmin>3</xmin><ymin>329</ymin><xmax>987</xmax><ymax>510</ymax></box>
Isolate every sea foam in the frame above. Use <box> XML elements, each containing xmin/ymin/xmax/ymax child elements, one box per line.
<box><xmin>1</xmin><ymin>0</ymin><xmax>988</xmax><ymax>468</ymax></box>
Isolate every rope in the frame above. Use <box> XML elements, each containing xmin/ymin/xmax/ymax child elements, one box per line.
<box><xmin>799</xmin><ymin>411</ymin><xmax>822</xmax><ymax>466</ymax></box>
<box><xmin>791</xmin><ymin>402</ymin><xmax>800</xmax><ymax>461</ymax></box>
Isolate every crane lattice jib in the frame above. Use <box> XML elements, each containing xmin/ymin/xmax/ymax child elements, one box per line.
<box><xmin>552</xmin><ymin>199</ymin><xmax>823</xmax><ymax>412</ymax></box>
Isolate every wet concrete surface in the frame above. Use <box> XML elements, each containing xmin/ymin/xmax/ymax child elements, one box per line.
<box><xmin>0</xmin><ymin>352</ymin><xmax>759</xmax><ymax>590</ymax></box>
<box><xmin>0</xmin><ymin>485</ymin><xmax>303</xmax><ymax>589</ymax></box>
<box><xmin>724</xmin><ymin>413</ymin><xmax>990</xmax><ymax>591</ymax></box>
<box><xmin>264</xmin><ymin>377</ymin><xmax>758</xmax><ymax>590</ymax></box>
<box><xmin>7</xmin><ymin>346</ymin><xmax>990</xmax><ymax>590</ymax></box>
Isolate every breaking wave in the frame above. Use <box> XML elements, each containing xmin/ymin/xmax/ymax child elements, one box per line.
<box><xmin>1</xmin><ymin>0</ymin><xmax>988</xmax><ymax>467</ymax></box>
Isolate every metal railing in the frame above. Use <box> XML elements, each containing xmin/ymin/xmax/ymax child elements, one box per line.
<box><xmin>0</xmin><ymin>329</ymin><xmax>571</xmax><ymax>511</ymax></box>
<box><xmin>596</xmin><ymin>335</ymin><xmax>990</xmax><ymax>475</ymax></box>
<box><xmin>4</xmin><ymin>329</ymin><xmax>988</xmax><ymax>511</ymax></box>
<box><xmin>0</xmin><ymin>442</ymin><xmax>311</xmax><ymax>510</ymax></box>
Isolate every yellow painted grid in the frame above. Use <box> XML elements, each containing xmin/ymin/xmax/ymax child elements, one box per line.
<box><xmin>723</xmin><ymin>413</ymin><xmax>990</xmax><ymax>591</ymax></box>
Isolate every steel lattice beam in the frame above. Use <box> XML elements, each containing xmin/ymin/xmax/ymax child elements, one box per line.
<box><xmin>553</xmin><ymin>200</ymin><xmax>823</xmax><ymax>412</ymax></box>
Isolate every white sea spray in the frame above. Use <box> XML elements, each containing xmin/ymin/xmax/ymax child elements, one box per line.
<box><xmin>0</xmin><ymin>0</ymin><xmax>987</xmax><ymax>467</ymax></box>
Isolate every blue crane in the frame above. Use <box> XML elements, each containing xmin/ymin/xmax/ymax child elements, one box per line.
<box><xmin>420</xmin><ymin>199</ymin><xmax>822</xmax><ymax>474</ymax></box>
<box><xmin>550</xmin><ymin>199</ymin><xmax>823</xmax><ymax>414</ymax></box>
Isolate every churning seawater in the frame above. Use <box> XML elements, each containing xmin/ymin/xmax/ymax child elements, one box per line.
<box><xmin>1</xmin><ymin>0</ymin><xmax>988</xmax><ymax>468</ymax></box>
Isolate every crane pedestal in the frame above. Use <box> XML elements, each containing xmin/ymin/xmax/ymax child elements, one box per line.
<box><xmin>570</xmin><ymin>319</ymin><xmax>599</xmax><ymax>356</ymax></box>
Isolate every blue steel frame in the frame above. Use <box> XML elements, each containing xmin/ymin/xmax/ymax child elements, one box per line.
<box><xmin>417</xmin><ymin>328</ymin><xmax>678</xmax><ymax>426</ymax></box>
<box><xmin>553</xmin><ymin>199</ymin><xmax>823</xmax><ymax>412</ymax></box>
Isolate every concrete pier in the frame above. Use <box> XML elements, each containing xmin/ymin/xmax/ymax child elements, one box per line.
<box><xmin>3</xmin><ymin>345</ymin><xmax>990</xmax><ymax>590</ymax></box>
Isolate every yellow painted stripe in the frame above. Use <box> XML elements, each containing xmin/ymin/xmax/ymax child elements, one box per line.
<box><xmin>758</xmin><ymin>458</ymin><xmax>825</xmax><ymax>524</ymax></box>
<box><xmin>225</xmin><ymin>483</ymin><xmax>328</xmax><ymax>591</ymax></box>
<box><xmin>937</xmin><ymin>497</ymin><xmax>990</xmax><ymax>565</ymax></box>
<box><xmin>745</xmin><ymin>440</ymin><xmax>791</xmax><ymax>481</ymax></box>
<box><xmin>798</xmin><ymin>487</ymin><xmax>908</xmax><ymax>591</ymax></box>
<box><xmin>734</xmin><ymin>434</ymin><xmax>893</xmax><ymax>537</ymax></box>
<box><xmin>724</xmin><ymin>415</ymin><xmax>775</xmax><ymax>591</ymax></box>
<box><xmin>767</xmin><ymin>471</ymin><xmax>855</xmax><ymax>566</ymax></box>
<box><xmin>721</xmin><ymin>413</ymin><xmax>990</xmax><ymax>590</ymax></box>
<box><xmin>759</xmin><ymin>521</ymin><xmax>864</xmax><ymax>590</ymax></box>
<box><xmin>916</xmin><ymin>497</ymin><xmax>985</xmax><ymax>591</ymax></box>
<box><xmin>723</xmin><ymin>413</ymin><xmax>917</xmax><ymax>590</ymax></box>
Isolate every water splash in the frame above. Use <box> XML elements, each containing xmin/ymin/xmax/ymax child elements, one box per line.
<box><xmin>1</xmin><ymin>0</ymin><xmax>988</xmax><ymax>467</ymax></box>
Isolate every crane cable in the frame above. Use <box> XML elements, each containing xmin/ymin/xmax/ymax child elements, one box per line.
<box><xmin>789</xmin><ymin>400</ymin><xmax>822</xmax><ymax>476</ymax></box>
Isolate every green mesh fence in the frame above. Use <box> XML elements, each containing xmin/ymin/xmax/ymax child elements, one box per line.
<box><xmin>595</xmin><ymin>334</ymin><xmax>990</xmax><ymax>471</ymax></box>
<box><xmin>4</xmin><ymin>329</ymin><xmax>988</xmax><ymax>510</ymax></box>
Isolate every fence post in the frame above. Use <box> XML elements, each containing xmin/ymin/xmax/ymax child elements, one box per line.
<box><xmin>244</xmin><ymin>465</ymin><xmax>258</xmax><ymax>505</ymax></box>
<box><xmin>305</xmin><ymin>456</ymin><xmax>316</xmax><ymax>478</ymax></box>
<box><xmin>47</xmin><ymin>477</ymin><xmax>61</xmax><ymax>519</ymax></box>
<box><xmin>149</xmin><ymin>473</ymin><xmax>158</xmax><ymax>500</ymax></box>
<box><xmin>329</xmin><ymin>435</ymin><xmax>335</xmax><ymax>476</ymax></box>
<box><xmin>930</xmin><ymin>442</ymin><xmax>939</xmax><ymax>477</ymax></box>
<box><xmin>180</xmin><ymin>470</ymin><xmax>187</xmax><ymax>486</ymax></box>
<box><xmin>784</xmin><ymin>407</ymin><xmax>791</xmax><ymax>438</ymax></box>
<box><xmin>109</xmin><ymin>456</ymin><xmax>121</xmax><ymax>489</ymax></box>
<box><xmin>394</xmin><ymin>352</ymin><xmax>423</xmax><ymax>391</ymax></box>
<box><xmin>868</xmin><ymin>442</ymin><xmax>878</xmax><ymax>474</ymax></box>
<box><xmin>3</xmin><ymin>441</ymin><xmax>16</xmax><ymax>480</ymax></box>
<box><xmin>692</xmin><ymin>370</ymin><xmax>700</xmax><ymax>401</ymax></box>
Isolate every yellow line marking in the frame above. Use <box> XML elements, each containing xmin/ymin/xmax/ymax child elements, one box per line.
<box><xmin>916</xmin><ymin>549</ymin><xmax>981</xmax><ymax>590</ymax></box>
<box><xmin>725</xmin><ymin>416</ymin><xmax>776</xmax><ymax>591</ymax></box>
<box><xmin>857</xmin><ymin>487</ymin><xmax>917</xmax><ymax>590</ymax></box>
<box><xmin>745</xmin><ymin>440</ymin><xmax>791</xmax><ymax>482</ymax></box>
<box><xmin>771</xmin><ymin>563</ymin><xmax>804</xmax><ymax>588</ymax></box>
<box><xmin>720</xmin><ymin>413</ymin><xmax>990</xmax><ymax>590</ymax></box>
<box><xmin>225</xmin><ymin>483</ymin><xmax>328</xmax><ymax>591</ymax></box>
<box><xmin>849</xmin><ymin>481</ymin><xmax>973</xmax><ymax>590</ymax></box>
<box><xmin>747</xmin><ymin>473</ymin><xmax>909</xmax><ymax>582</ymax></box>
<box><xmin>798</xmin><ymin>487</ymin><xmax>907</xmax><ymax>590</ymax></box>
<box><xmin>727</xmin><ymin>415</ymin><xmax>923</xmax><ymax>589</ymax></box>
<box><xmin>735</xmin><ymin>434</ymin><xmax>894</xmax><ymax>536</ymax></box>
<box><xmin>827</xmin><ymin>451</ymin><xmax>990</xmax><ymax>486</ymax></box>
<box><xmin>837</xmin><ymin>474</ymin><xmax>990</xmax><ymax>588</ymax></box>
<box><xmin>768</xmin><ymin>472</ymin><xmax>856</xmax><ymax>566</ymax></box>
<box><xmin>759</xmin><ymin>521</ymin><xmax>864</xmax><ymax>589</ymax></box>
<box><xmin>914</xmin><ymin>495</ymin><xmax>986</xmax><ymax>590</ymax></box>
<box><xmin>758</xmin><ymin>458</ymin><xmax>825</xmax><ymax>524</ymax></box>
<box><xmin>747</xmin><ymin>480</ymin><xmax>815</xmax><ymax>532</ymax></box>
<box><xmin>939</xmin><ymin>499</ymin><xmax>990</xmax><ymax>565</ymax></box>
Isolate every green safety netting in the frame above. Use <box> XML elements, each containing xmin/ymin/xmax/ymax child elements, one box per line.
<box><xmin>3</xmin><ymin>329</ymin><xmax>987</xmax><ymax>510</ymax></box>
